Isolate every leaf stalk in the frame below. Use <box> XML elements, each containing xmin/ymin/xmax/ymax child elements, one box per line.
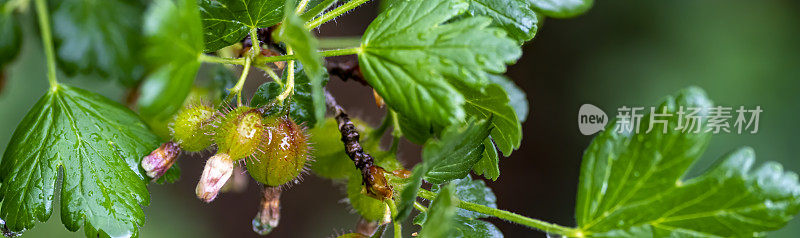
<box><xmin>34</xmin><ymin>0</ymin><xmax>58</xmax><ymax>89</ymax></box>
<box><xmin>199</xmin><ymin>54</ymin><xmax>247</xmax><ymax>65</ymax></box>
<box><xmin>305</xmin><ymin>0</ymin><xmax>373</xmax><ymax>30</ymax></box>
<box><xmin>248</xmin><ymin>27</ymin><xmax>262</xmax><ymax>56</ymax></box>
<box><xmin>276</xmin><ymin>47</ymin><xmax>296</xmax><ymax>102</ymax></box>
<box><xmin>417</xmin><ymin>189</ymin><xmax>582</xmax><ymax>237</ymax></box>
<box><xmin>295</xmin><ymin>0</ymin><xmax>310</xmax><ymax>14</ymax></box>
<box><xmin>230</xmin><ymin>56</ymin><xmax>252</xmax><ymax>106</ymax></box>
<box><xmin>300</xmin><ymin>0</ymin><xmax>337</xmax><ymax>21</ymax></box>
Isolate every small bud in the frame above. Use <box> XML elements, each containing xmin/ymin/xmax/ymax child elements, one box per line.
<box><xmin>252</xmin><ymin>186</ymin><xmax>281</xmax><ymax>235</ymax></box>
<box><xmin>141</xmin><ymin>142</ymin><xmax>181</xmax><ymax>180</ymax></box>
<box><xmin>372</xmin><ymin>89</ymin><xmax>385</xmax><ymax>108</ymax></box>
<box><xmin>364</xmin><ymin>166</ymin><xmax>393</xmax><ymax>201</ymax></box>
<box><xmin>196</xmin><ymin>153</ymin><xmax>234</xmax><ymax>202</ymax></box>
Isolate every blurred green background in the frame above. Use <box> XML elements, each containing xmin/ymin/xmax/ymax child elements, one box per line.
<box><xmin>1</xmin><ymin>0</ymin><xmax>798</xmax><ymax>237</ymax></box>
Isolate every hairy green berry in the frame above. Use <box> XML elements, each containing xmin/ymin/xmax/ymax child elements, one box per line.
<box><xmin>171</xmin><ymin>104</ymin><xmax>215</xmax><ymax>151</ymax></box>
<box><xmin>247</xmin><ymin>116</ymin><xmax>309</xmax><ymax>186</ymax></box>
<box><xmin>214</xmin><ymin>106</ymin><xmax>264</xmax><ymax>160</ymax></box>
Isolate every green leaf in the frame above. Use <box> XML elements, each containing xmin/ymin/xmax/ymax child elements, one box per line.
<box><xmin>466</xmin><ymin>0</ymin><xmax>539</xmax><ymax>44</ymax></box>
<box><xmin>273</xmin><ymin>0</ymin><xmax>326</xmax><ymax>128</ymax></box>
<box><xmin>575</xmin><ymin>87</ymin><xmax>800</xmax><ymax>236</ymax></box>
<box><xmin>432</xmin><ymin>175</ymin><xmax>497</xmax><ymax>219</ymax></box>
<box><xmin>422</xmin><ymin>119</ymin><xmax>491</xmax><ymax>184</ymax></box>
<box><xmin>460</xmin><ymin>83</ymin><xmax>521</xmax><ymax>157</ymax></box>
<box><xmin>251</xmin><ymin>63</ymin><xmax>328</xmax><ymax>127</ymax></box>
<box><xmin>419</xmin><ymin>183</ymin><xmax>457</xmax><ymax>237</ymax></box>
<box><xmin>417</xmin><ymin>177</ymin><xmax>503</xmax><ymax>237</ymax></box>
<box><xmin>51</xmin><ymin>0</ymin><xmax>147</xmax><ymax>85</ymax></box>
<box><xmin>0</xmin><ymin>85</ymin><xmax>160</xmax><ymax>237</ymax></box>
<box><xmin>199</xmin><ymin>0</ymin><xmax>285</xmax><ymax>52</ymax></box>
<box><xmin>528</xmin><ymin>0</ymin><xmax>593</xmax><ymax>19</ymax></box>
<box><xmin>395</xmin><ymin>113</ymin><xmax>437</xmax><ymax>144</ymax></box>
<box><xmin>487</xmin><ymin>74</ymin><xmax>528</xmax><ymax>122</ymax></box>
<box><xmin>0</xmin><ymin>9</ymin><xmax>21</xmax><ymax>68</ymax></box>
<box><xmin>137</xmin><ymin>0</ymin><xmax>204</xmax><ymax>123</ymax></box>
<box><xmin>463</xmin><ymin>75</ymin><xmax>526</xmax><ymax>180</ymax></box>
<box><xmin>472</xmin><ymin>138</ymin><xmax>499</xmax><ymax>181</ymax></box>
<box><xmin>451</xmin><ymin>218</ymin><xmax>503</xmax><ymax>238</ymax></box>
<box><xmin>359</xmin><ymin>0</ymin><xmax>521</xmax><ymax>137</ymax></box>
<box><xmin>415</xmin><ymin>212</ymin><xmax>503</xmax><ymax>238</ymax></box>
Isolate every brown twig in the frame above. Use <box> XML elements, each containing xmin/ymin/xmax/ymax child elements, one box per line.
<box><xmin>327</xmin><ymin>61</ymin><xmax>385</xmax><ymax>107</ymax></box>
<box><xmin>327</xmin><ymin>61</ymin><xmax>367</xmax><ymax>85</ymax></box>
<box><xmin>324</xmin><ymin>90</ymin><xmax>392</xmax><ymax>200</ymax></box>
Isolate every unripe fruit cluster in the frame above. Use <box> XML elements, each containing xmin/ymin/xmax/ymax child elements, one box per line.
<box><xmin>162</xmin><ymin>104</ymin><xmax>310</xmax><ymax>202</ymax></box>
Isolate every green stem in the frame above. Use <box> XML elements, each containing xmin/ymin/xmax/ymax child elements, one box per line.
<box><xmin>254</xmin><ymin>47</ymin><xmax>361</xmax><ymax>65</ymax></box>
<box><xmin>230</xmin><ymin>57</ymin><xmax>252</xmax><ymax>106</ymax></box>
<box><xmin>385</xmin><ymin>199</ymin><xmax>402</xmax><ymax>238</ymax></box>
<box><xmin>390</xmin><ymin>109</ymin><xmax>402</xmax><ymax>138</ymax></box>
<box><xmin>393</xmin><ymin>217</ymin><xmax>402</xmax><ymax>238</ymax></box>
<box><xmin>318</xmin><ymin>36</ymin><xmax>362</xmax><ymax>49</ymax></box>
<box><xmin>305</xmin><ymin>0</ymin><xmax>372</xmax><ymax>30</ymax></box>
<box><xmin>417</xmin><ymin>189</ymin><xmax>582</xmax><ymax>237</ymax></box>
<box><xmin>295</xmin><ymin>0</ymin><xmax>310</xmax><ymax>14</ymax></box>
<box><xmin>276</xmin><ymin>47</ymin><xmax>296</xmax><ymax>103</ymax></box>
<box><xmin>320</xmin><ymin>47</ymin><xmax>362</xmax><ymax>57</ymax></box>
<box><xmin>249</xmin><ymin>27</ymin><xmax>262</xmax><ymax>56</ymax></box>
<box><xmin>34</xmin><ymin>0</ymin><xmax>57</xmax><ymax>89</ymax></box>
<box><xmin>199</xmin><ymin>54</ymin><xmax>246</xmax><ymax>65</ymax></box>
<box><xmin>300</xmin><ymin>0</ymin><xmax>337</xmax><ymax>21</ymax></box>
<box><xmin>256</xmin><ymin>65</ymin><xmax>284</xmax><ymax>87</ymax></box>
